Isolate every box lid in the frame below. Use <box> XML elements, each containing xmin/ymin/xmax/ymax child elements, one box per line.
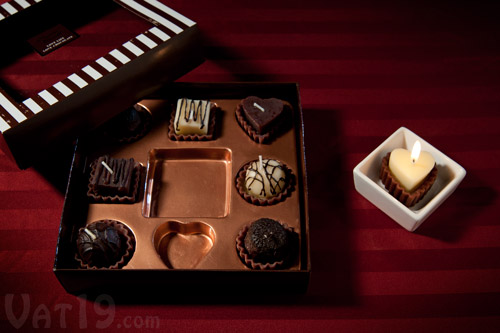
<box><xmin>0</xmin><ymin>0</ymin><xmax>203</xmax><ymax>169</ymax></box>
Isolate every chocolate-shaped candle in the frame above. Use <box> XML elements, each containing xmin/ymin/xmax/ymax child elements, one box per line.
<box><xmin>91</xmin><ymin>155</ymin><xmax>135</xmax><ymax>196</ymax></box>
<box><xmin>174</xmin><ymin>98</ymin><xmax>212</xmax><ymax>135</ymax></box>
<box><xmin>77</xmin><ymin>222</ymin><xmax>123</xmax><ymax>268</ymax></box>
<box><xmin>241</xmin><ymin>97</ymin><xmax>284</xmax><ymax>134</ymax></box>
<box><xmin>244</xmin><ymin>218</ymin><xmax>292</xmax><ymax>264</ymax></box>
<box><xmin>389</xmin><ymin>141</ymin><xmax>435</xmax><ymax>192</ymax></box>
<box><xmin>75</xmin><ymin>220</ymin><xmax>135</xmax><ymax>269</ymax></box>
<box><xmin>87</xmin><ymin>155</ymin><xmax>141</xmax><ymax>203</ymax></box>
<box><xmin>245</xmin><ymin>157</ymin><xmax>286</xmax><ymax>199</ymax></box>
<box><xmin>380</xmin><ymin>141</ymin><xmax>438</xmax><ymax>207</ymax></box>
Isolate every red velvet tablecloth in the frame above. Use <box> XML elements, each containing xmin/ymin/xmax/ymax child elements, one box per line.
<box><xmin>1</xmin><ymin>0</ymin><xmax>500</xmax><ymax>331</ymax></box>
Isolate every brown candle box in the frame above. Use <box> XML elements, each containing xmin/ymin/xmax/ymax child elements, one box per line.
<box><xmin>53</xmin><ymin>82</ymin><xmax>310</xmax><ymax>295</ymax></box>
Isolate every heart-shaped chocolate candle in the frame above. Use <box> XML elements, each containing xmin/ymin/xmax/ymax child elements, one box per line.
<box><xmin>241</xmin><ymin>97</ymin><xmax>284</xmax><ymax>134</ymax></box>
<box><xmin>380</xmin><ymin>141</ymin><xmax>438</xmax><ymax>207</ymax></box>
<box><xmin>389</xmin><ymin>148</ymin><xmax>435</xmax><ymax>192</ymax></box>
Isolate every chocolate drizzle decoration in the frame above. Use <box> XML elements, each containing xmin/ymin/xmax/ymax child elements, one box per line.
<box><xmin>236</xmin><ymin>159</ymin><xmax>295</xmax><ymax>206</ymax></box>
<box><xmin>175</xmin><ymin>98</ymin><xmax>211</xmax><ymax>133</ymax></box>
<box><xmin>245</xmin><ymin>159</ymin><xmax>286</xmax><ymax>198</ymax></box>
<box><xmin>168</xmin><ymin>99</ymin><xmax>217</xmax><ymax>141</ymax></box>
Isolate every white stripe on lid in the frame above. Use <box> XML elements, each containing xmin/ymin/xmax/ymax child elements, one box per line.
<box><xmin>96</xmin><ymin>57</ymin><xmax>117</xmax><ymax>72</ymax></box>
<box><xmin>123</xmin><ymin>41</ymin><xmax>143</xmax><ymax>57</ymax></box>
<box><xmin>120</xmin><ymin>0</ymin><xmax>182</xmax><ymax>34</ymax></box>
<box><xmin>109</xmin><ymin>49</ymin><xmax>130</xmax><ymax>64</ymax></box>
<box><xmin>1</xmin><ymin>3</ymin><xmax>17</xmax><ymax>15</ymax></box>
<box><xmin>53</xmin><ymin>82</ymin><xmax>73</xmax><ymax>97</ymax></box>
<box><xmin>0</xmin><ymin>0</ymin><xmax>45</xmax><ymax>24</ymax></box>
<box><xmin>68</xmin><ymin>74</ymin><xmax>88</xmax><ymax>88</ymax></box>
<box><xmin>82</xmin><ymin>65</ymin><xmax>102</xmax><ymax>80</ymax></box>
<box><xmin>149</xmin><ymin>27</ymin><xmax>170</xmax><ymax>42</ymax></box>
<box><xmin>0</xmin><ymin>116</ymin><xmax>10</xmax><ymax>132</ymax></box>
<box><xmin>136</xmin><ymin>34</ymin><xmax>157</xmax><ymax>49</ymax></box>
<box><xmin>23</xmin><ymin>98</ymin><xmax>43</xmax><ymax>114</ymax></box>
<box><xmin>144</xmin><ymin>0</ymin><xmax>196</xmax><ymax>27</ymax></box>
<box><xmin>0</xmin><ymin>93</ymin><xmax>26</xmax><ymax>122</ymax></box>
<box><xmin>38</xmin><ymin>90</ymin><xmax>58</xmax><ymax>105</ymax></box>
<box><xmin>15</xmin><ymin>0</ymin><xmax>30</xmax><ymax>9</ymax></box>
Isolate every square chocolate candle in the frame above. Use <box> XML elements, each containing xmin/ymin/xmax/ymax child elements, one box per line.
<box><xmin>90</xmin><ymin>155</ymin><xmax>135</xmax><ymax>197</ymax></box>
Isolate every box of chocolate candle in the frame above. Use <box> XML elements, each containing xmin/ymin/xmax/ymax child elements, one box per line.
<box><xmin>0</xmin><ymin>0</ymin><xmax>203</xmax><ymax>169</ymax></box>
<box><xmin>53</xmin><ymin>82</ymin><xmax>311</xmax><ymax>295</ymax></box>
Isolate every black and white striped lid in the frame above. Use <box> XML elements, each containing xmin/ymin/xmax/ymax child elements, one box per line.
<box><xmin>0</xmin><ymin>0</ymin><xmax>196</xmax><ymax>133</ymax></box>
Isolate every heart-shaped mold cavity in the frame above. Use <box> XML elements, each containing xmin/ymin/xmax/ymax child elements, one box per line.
<box><xmin>153</xmin><ymin>221</ymin><xmax>215</xmax><ymax>269</ymax></box>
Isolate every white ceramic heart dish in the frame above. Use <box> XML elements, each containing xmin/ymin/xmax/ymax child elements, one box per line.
<box><xmin>353</xmin><ymin>127</ymin><xmax>466</xmax><ymax>232</ymax></box>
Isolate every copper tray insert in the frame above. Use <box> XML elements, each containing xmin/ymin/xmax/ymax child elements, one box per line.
<box><xmin>54</xmin><ymin>83</ymin><xmax>310</xmax><ymax>294</ymax></box>
<box><xmin>153</xmin><ymin>221</ymin><xmax>216</xmax><ymax>269</ymax></box>
<box><xmin>143</xmin><ymin>148</ymin><xmax>232</xmax><ymax>218</ymax></box>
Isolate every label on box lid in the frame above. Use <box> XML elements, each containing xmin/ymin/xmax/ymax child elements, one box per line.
<box><xmin>27</xmin><ymin>24</ymin><xmax>79</xmax><ymax>56</ymax></box>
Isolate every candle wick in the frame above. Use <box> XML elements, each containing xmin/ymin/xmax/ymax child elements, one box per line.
<box><xmin>412</xmin><ymin>158</ymin><xmax>416</xmax><ymax>164</ymax></box>
<box><xmin>259</xmin><ymin>155</ymin><xmax>264</xmax><ymax>170</ymax></box>
<box><xmin>84</xmin><ymin>228</ymin><xmax>97</xmax><ymax>241</ymax></box>
<box><xmin>101</xmin><ymin>161</ymin><xmax>114</xmax><ymax>175</ymax></box>
<box><xmin>253</xmin><ymin>102</ymin><xmax>265</xmax><ymax>112</ymax></box>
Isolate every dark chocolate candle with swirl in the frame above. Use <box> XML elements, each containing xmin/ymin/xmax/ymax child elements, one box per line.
<box><xmin>77</xmin><ymin>222</ymin><xmax>124</xmax><ymax>268</ymax></box>
<box><xmin>102</xmin><ymin>104</ymin><xmax>152</xmax><ymax>142</ymax></box>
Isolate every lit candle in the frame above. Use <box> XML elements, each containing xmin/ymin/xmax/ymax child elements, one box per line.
<box><xmin>411</xmin><ymin>141</ymin><xmax>421</xmax><ymax>164</ymax></box>
<box><xmin>389</xmin><ymin>141</ymin><xmax>435</xmax><ymax>192</ymax></box>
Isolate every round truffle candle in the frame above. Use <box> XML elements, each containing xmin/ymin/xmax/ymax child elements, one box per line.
<box><xmin>388</xmin><ymin>141</ymin><xmax>435</xmax><ymax>192</ymax></box>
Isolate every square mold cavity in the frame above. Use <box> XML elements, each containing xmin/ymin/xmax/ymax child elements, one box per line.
<box><xmin>143</xmin><ymin>148</ymin><xmax>232</xmax><ymax>218</ymax></box>
<box><xmin>353</xmin><ymin>127</ymin><xmax>466</xmax><ymax>232</ymax></box>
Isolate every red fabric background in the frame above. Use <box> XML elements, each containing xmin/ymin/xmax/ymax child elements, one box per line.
<box><xmin>1</xmin><ymin>0</ymin><xmax>500</xmax><ymax>331</ymax></box>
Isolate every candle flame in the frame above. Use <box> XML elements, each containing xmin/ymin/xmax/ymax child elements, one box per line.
<box><xmin>411</xmin><ymin>141</ymin><xmax>421</xmax><ymax>164</ymax></box>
